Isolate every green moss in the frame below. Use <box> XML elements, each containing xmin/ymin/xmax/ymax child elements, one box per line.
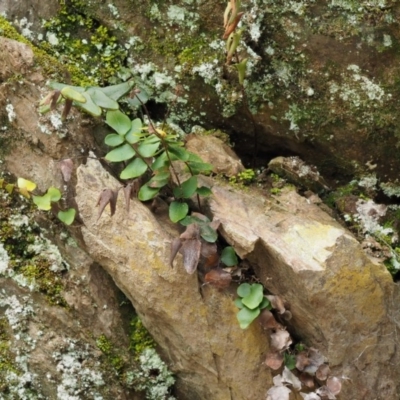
<box><xmin>96</xmin><ymin>334</ymin><xmax>125</xmax><ymax>373</ymax></box>
<box><xmin>129</xmin><ymin>316</ymin><xmax>155</xmax><ymax>359</ymax></box>
<box><xmin>229</xmin><ymin>169</ymin><xmax>256</xmax><ymax>186</ymax></box>
<box><xmin>0</xmin><ymin>181</ymin><xmax>67</xmax><ymax>307</ymax></box>
<box><xmin>0</xmin><ymin>15</ymin><xmax>91</xmax><ymax>85</ymax></box>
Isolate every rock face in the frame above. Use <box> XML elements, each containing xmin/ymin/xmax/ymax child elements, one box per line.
<box><xmin>75</xmin><ymin>157</ymin><xmax>272</xmax><ymax>400</ymax></box>
<box><xmin>209</xmin><ymin>185</ymin><xmax>400</xmax><ymax>399</ymax></box>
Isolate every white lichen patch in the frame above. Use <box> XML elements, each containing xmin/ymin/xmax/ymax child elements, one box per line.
<box><xmin>6</xmin><ymin>103</ymin><xmax>16</xmax><ymax>123</ymax></box>
<box><xmin>0</xmin><ymin>242</ymin><xmax>10</xmax><ymax>274</ymax></box>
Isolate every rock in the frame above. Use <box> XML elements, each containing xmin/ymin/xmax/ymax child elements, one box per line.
<box><xmin>75</xmin><ymin>157</ymin><xmax>273</xmax><ymax>400</ymax></box>
<box><xmin>185</xmin><ymin>134</ymin><xmax>244</xmax><ymax>177</ymax></box>
<box><xmin>208</xmin><ymin>184</ymin><xmax>399</xmax><ymax>399</ymax></box>
<box><xmin>0</xmin><ymin>37</ymin><xmax>34</xmax><ymax>82</ymax></box>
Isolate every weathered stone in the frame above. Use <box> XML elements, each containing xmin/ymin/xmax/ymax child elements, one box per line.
<box><xmin>185</xmin><ymin>134</ymin><xmax>244</xmax><ymax>177</ymax></box>
<box><xmin>0</xmin><ymin>38</ymin><xmax>34</xmax><ymax>82</ymax></box>
<box><xmin>209</xmin><ymin>185</ymin><xmax>400</xmax><ymax>399</ymax></box>
<box><xmin>75</xmin><ymin>157</ymin><xmax>273</xmax><ymax>400</ymax></box>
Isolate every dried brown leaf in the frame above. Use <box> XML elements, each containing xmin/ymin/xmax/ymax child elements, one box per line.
<box><xmin>123</xmin><ymin>180</ymin><xmax>140</xmax><ymax>212</ymax></box>
<box><xmin>282</xmin><ymin>366</ymin><xmax>302</xmax><ymax>390</ymax></box>
<box><xmin>326</xmin><ymin>377</ymin><xmax>341</xmax><ymax>396</ymax></box>
<box><xmin>200</xmin><ymin>242</ymin><xmax>219</xmax><ymax>269</ymax></box>
<box><xmin>266</xmin><ymin>295</ymin><xmax>286</xmax><ymax>314</ymax></box>
<box><xmin>304</xmin><ymin>348</ymin><xmax>326</xmax><ymax>375</ymax></box>
<box><xmin>266</xmin><ymin>385</ymin><xmax>291</xmax><ymax>400</ymax></box>
<box><xmin>180</xmin><ymin>239</ymin><xmax>202</xmax><ymax>274</ymax></box>
<box><xmin>295</xmin><ymin>351</ymin><xmax>310</xmax><ymax>371</ymax></box>
<box><xmin>204</xmin><ymin>268</ymin><xmax>232</xmax><ymax>289</ymax></box>
<box><xmin>299</xmin><ymin>372</ymin><xmax>315</xmax><ymax>389</ymax></box>
<box><xmin>209</xmin><ymin>218</ymin><xmax>221</xmax><ymax>231</ymax></box>
<box><xmin>180</xmin><ymin>223</ymin><xmax>200</xmax><ymax>240</ymax></box>
<box><xmin>316</xmin><ymin>364</ymin><xmax>330</xmax><ymax>381</ymax></box>
<box><xmin>270</xmin><ymin>329</ymin><xmax>292</xmax><ymax>352</ymax></box>
<box><xmin>316</xmin><ymin>386</ymin><xmax>336</xmax><ymax>400</ymax></box>
<box><xmin>96</xmin><ymin>188</ymin><xmax>118</xmax><ymax>221</ymax></box>
<box><xmin>222</xmin><ymin>12</ymin><xmax>244</xmax><ymax>39</ymax></box>
<box><xmin>264</xmin><ymin>351</ymin><xmax>284</xmax><ymax>370</ymax></box>
<box><xmin>51</xmin><ymin>90</ymin><xmax>61</xmax><ymax>110</ymax></box>
<box><xmin>59</xmin><ymin>158</ymin><xmax>74</xmax><ymax>182</ymax></box>
<box><xmin>61</xmin><ymin>98</ymin><xmax>72</xmax><ymax>120</ymax></box>
<box><xmin>259</xmin><ymin>309</ymin><xmax>280</xmax><ymax>330</ymax></box>
<box><xmin>170</xmin><ymin>238</ymin><xmax>182</xmax><ymax>268</ymax></box>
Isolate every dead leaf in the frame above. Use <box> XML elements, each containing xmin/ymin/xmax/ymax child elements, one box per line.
<box><xmin>61</xmin><ymin>98</ymin><xmax>72</xmax><ymax>120</ymax></box>
<box><xmin>266</xmin><ymin>295</ymin><xmax>286</xmax><ymax>314</ymax></box>
<box><xmin>59</xmin><ymin>159</ymin><xmax>74</xmax><ymax>182</ymax></box>
<box><xmin>299</xmin><ymin>372</ymin><xmax>315</xmax><ymax>389</ymax></box>
<box><xmin>270</xmin><ymin>329</ymin><xmax>292</xmax><ymax>352</ymax></box>
<box><xmin>180</xmin><ymin>223</ymin><xmax>200</xmax><ymax>240</ymax></box>
<box><xmin>295</xmin><ymin>351</ymin><xmax>310</xmax><ymax>371</ymax></box>
<box><xmin>316</xmin><ymin>364</ymin><xmax>330</xmax><ymax>381</ymax></box>
<box><xmin>264</xmin><ymin>351</ymin><xmax>284</xmax><ymax>370</ymax></box>
<box><xmin>180</xmin><ymin>239</ymin><xmax>202</xmax><ymax>274</ymax></box>
<box><xmin>259</xmin><ymin>309</ymin><xmax>281</xmax><ymax>330</ymax></box>
<box><xmin>326</xmin><ymin>377</ymin><xmax>341</xmax><ymax>396</ymax></box>
<box><xmin>266</xmin><ymin>385</ymin><xmax>291</xmax><ymax>400</ymax></box>
<box><xmin>282</xmin><ymin>366</ymin><xmax>302</xmax><ymax>391</ymax></box>
<box><xmin>223</xmin><ymin>12</ymin><xmax>244</xmax><ymax>39</ymax></box>
<box><xmin>96</xmin><ymin>188</ymin><xmax>118</xmax><ymax>221</ymax></box>
<box><xmin>304</xmin><ymin>348</ymin><xmax>326</xmax><ymax>375</ymax></box>
<box><xmin>123</xmin><ymin>180</ymin><xmax>140</xmax><ymax>212</ymax></box>
<box><xmin>316</xmin><ymin>386</ymin><xmax>336</xmax><ymax>400</ymax></box>
<box><xmin>170</xmin><ymin>238</ymin><xmax>182</xmax><ymax>268</ymax></box>
<box><xmin>51</xmin><ymin>90</ymin><xmax>61</xmax><ymax>110</ymax></box>
<box><xmin>200</xmin><ymin>242</ymin><xmax>219</xmax><ymax>269</ymax></box>
<box><xmin>204</xmin><ymin>268</ymin><xmax>232</xmax><ymax>289</ymax></box>
<box><xmin>300</xmin><ymin>393</ymin><xmax>321</xmax><ymax>400</ymax></box>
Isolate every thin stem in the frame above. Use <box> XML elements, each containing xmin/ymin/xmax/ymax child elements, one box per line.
<box><xmin>185</xmin><ymin>162</ymin><xmax>202</xmax><ymax>211</ymax></box>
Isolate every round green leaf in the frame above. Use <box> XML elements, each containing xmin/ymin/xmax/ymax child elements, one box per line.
<box><xmin>196</xmin><ymin>186</ymin><xmax>212</xmax><ymax>196</ymax></box>
<box><xmin>152</xmin><ymin>152</ymin><xmax>169</xmax><ymax>170</ymax></box>
<box><xmin>47</xmin><ymin>187</ymin><xmax>62</xmax><ymax>202</ymax></box>
<box><xmin>242</xmin><ymin>284</ymin><xmax>264</xmax><ymax>310</ymax></box>
<box><xmin>106</xmin><ymin>110</ymin><xmax>132</xmax><ymax>135</ymax></box>
<box><xmin>105</xmin><ymin>143</ymin><xmax>136</xmax><ymax>162</ymax></box>
<box><xmin>180</xmin><ymin>176</ymin><xmax>198</xmax><ymax>198</ymax></box>
<box><xmin>120</xmin><ymin>157</ymin><xmax>148</xmax><ymax>179</ymax></box>
<box><xmin>138</xmin><ymin>141</ymin><xmax>160</xmax><ymax>158</ymax></box>
<box><xmin>237</xmin><ymin>283</ymin><xmax>251</xmax><ymax>298</ymax></box>
<box><xmin>105</xmin><ymin>134</ymin><xmax>125</xmax><ymax>147</ymax></box>
<box><xmin>58</xmin><ymin>208</ymin><xmax>76</xmax><ymax>225</ymax></box>
<box><xmin>32</xmin><ymin>193</ymin><xmax>52</xmax><ymax>210</ymax></box>
<box><xmin>87</xmin><ymin>88</ymin><xmax>119</xmax><ymax>110</ymax></box>
<box><xmin>259</xmin><ymin>297</ymin><xmax>271</xmax><ymax>310</ymax></box>
<box><xmin>151</xmin><ymin>168</ymin><xmax>170</xmax><ymax>181</ymax></box>
<box><xmin>199</xmin><ymin>224</ymin><xmax>218</xmax><ymax>243</ymax></box>
<box><xmin>125</xmin><ymin>118</ymin><xmax>143</xmax><ymax>144</ymax></box>
<box><xmin>167</xmin><ymin>144</ymin><xmax>190</xmax><ymax>161</ymax></box>
<box><xmin>61</xmin><ymin>86</ymin><xmax>86</xmax><ymax>103</ymax></box>
<box><xmin>234</xmin><ymin>298</ymin><xmax>244</xmax><ymax>309</ymax></box>
<box><xmin>147</xmin><ymin>177</ymin><xmax>169</xmax><ymax>189</ymax></box>
<box><xmin>237</xmin><ymin>306</ymin><xmax>260</xmax><ymax>329</ymax></box>
<box><xmin>221</xmin><ymin>246</ymin><xmax>238</xmax><ymax>267</ymax></box>
<box><xmin>186</xmin><ymin>161</ymin><xmax>213</xmax><ymax>175</ymax></box>
<box><xmin>100</xmin><ymin>80</ymin><xmax>135</xmax><ymax>101</ymax></box>
<box><xmin>138</xmin><ymin>184</ymin><xmax>160</xmax><ymax>201</ymax></box>
<box><xmin>169</xmin><ymin>201</ymin><xmax>189</xmax><ymax>223</ymax></box>
<box><xmin>75</xmin><ymin>92</ymin><xmax>102</xmax><ymax>116</ymax></box>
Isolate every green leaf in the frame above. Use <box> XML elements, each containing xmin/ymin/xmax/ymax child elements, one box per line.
<box><xmin>234</xmin><ymin>298</ymin><xmax>244</xmax><ymax>309</ymax></box>
<box><xmin>47</xmin><ymin>187</ymin><xmax>62</xmax><ymax>202</ymax></box>
<box><xmin>242</xmin><ymin>284</ymin><xmax>264</xmax><ymax>310</ymax></box>
<box><xmin>138</xmin><ymin>141</ymin><xmax>160</xmax><ymax>158</ymax></box>
<box><xmin>237</xmin><ymin>283</ymin><xmax>251</xmax><ymax>298</ymax></box>
<box><xmin>284</xmin><ymin>353</ymin><xmax>296</xmax><ymax>370</ymax></box>
<box><xmin>106</xmin><ymin>110</ymin><xmax>132</xmax><ymax>135</ymax></box>
<box><xmin>86</xmin><ymin>87</ymin><xmax>119</xmax><ymax>110</ymax></box>
<box><xmin>147</xmin><ymin>177</ymin><xmax>169</xmax><ymax>189</ymax></box>
<box><xmin>32</xmin><ymin>193</ymin><xmax>52</xmax><ymax>210</ymax></box>
<box><xmin>58</xmin><ymin>208</ymin><xmax>76</xmax><ymax>225</ymax></box>
<box><xmin>105</xmin><ymin>134</ymin><xmax>125</xmax><ymax>147</ymax></box>
<box><xmin>127</xmin><ymin>87</ymin><xmax>150</xmax><ymax>107</ymax></box>
<box><xmin>152</xmin><ymin>152</ymin><xmax>169</xmax><ymax>170</ymax></box>
<box><xmin>75</xmin><ymin>92</ymin><xmax>102</xmax><ymax>117</ymax></box>
<box><xmin>186</xmin><ymin>161</ymin><xmax>213</xmax><ymax>175</ymax></box>
<box><xmin>173</xmin><ymin>177</ymin><xmax>199</xmax><ymax>199</ymax></box>
<box><xmin>199</xmin><ymin>224</ymin><xmax>218</xmax><ymax>243</ymax></box>
<box><xmin>120</xmin><ymin>157</ymin><xmax>148</xmax><ymax>179</ymax></box>
<box><xmin>48</xmin><ymin>82</ymin><xmax>85</xmax><ymax>93</ymax></box>
<box><xmin>61</xmin><ymin>86</ymin><xmax>86</xmax><ymax>103</ymax></box>
<box><xmin>167</xmin><ymin>144</ymin><xmax>190</xmax><ymax>161</ymax></box>
<box><xmin>221</xmin><ymin>246</ymin><xmax>238</xmax><ymax>267</ymax></box>
<box><xmin>105</xmin><ymin>143</ymin><xmax>136</xmax><ymax>162</ymax></box>
<box><xmin>99</xmin><ymin>80</ymin><xmax>135</xmax><ymax>101</ymax></box>
<box><xmin>237</xmin><ymin>306</ymin><xmax>260</xmax><ymax>329</ymax></box>
<box><xmin>151</xmin><ymin>168</ymin><xmax>170</xmax><ymax>181</ymax></box>
<box><xmin>138</xmin><ymin>184</ymin><xmax>160</xmax><ymax>201</ymax></box>
<box><xmin>259</xmin><ymin>297</ymin><xmax>271</xmax><ymax>310</ymax></box>
<box><xmin>169</xmin><ymin>201</ymin><xmax>189</xmax><ymax>223</ymax></box>
<box><xmin>125</xmin><ymin>118</ymin><xmax>143</xmax><ymax>144</ymax></box>
<box><xmin>196</xmin><ymin>186</ymin><xmax>212</xmax><ymax>196</ymax></box>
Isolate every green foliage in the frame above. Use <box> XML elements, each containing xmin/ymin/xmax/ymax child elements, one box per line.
<box><xmin>96</xmin><ymin>334</ymin><xmax>124</xmax><ymax>373</ymax></box>
<box><xmin>229</xmin><ymin>169</ymin><xmax>256</xmax><ymax>186</ymax></box>
<box><xmin>40</xmin><ymin>80</ymin><xmax>212</xmax><ymax>224</ymax></box>
<box><xmin>220</xmin><ymin>246</ymin><xmax>238</xmax><ymax>266</ymax></box>
<box><xmin>129</xmin><ymin>316</ymin><xmax>155</xmax><ymax>359</ymax></box>
<box><xmin>235</xmin><ymin>283</ymin><xmax>271</xmax><ymax>329</ymax></box>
